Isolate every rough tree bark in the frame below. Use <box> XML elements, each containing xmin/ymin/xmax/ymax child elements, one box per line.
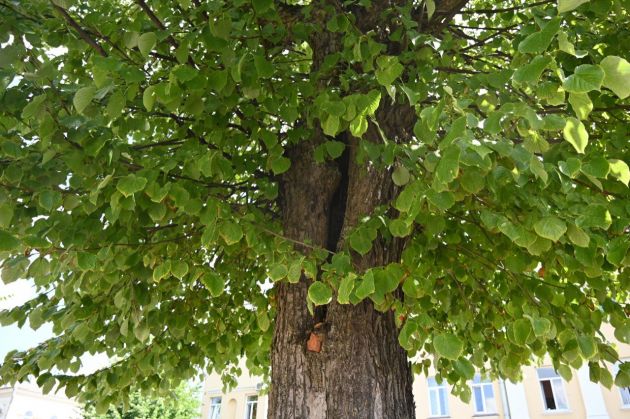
<box><xmin>270</xmin><ymin>118</ymin><xmax>416</xmax><ymax>419</ymax></box>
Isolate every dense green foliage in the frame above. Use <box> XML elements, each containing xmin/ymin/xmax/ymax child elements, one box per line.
<box><xmin>0</xmin><ymin>0</ymin><xmax>629</xmax><ymax>410</ymax></box>
<box><xmin>83</xmin><ymin>383</ymin><xmax>199</xmax><ymax>419</ymax></box>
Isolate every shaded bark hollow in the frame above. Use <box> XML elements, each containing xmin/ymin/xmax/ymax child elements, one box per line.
<box><xmin>270</xmin><ymin>128</ymin><xmax>415</xmax><ymax>418</ymax></box>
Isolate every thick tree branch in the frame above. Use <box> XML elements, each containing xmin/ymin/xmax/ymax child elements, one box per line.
<box><xmin>50</xmin><ymin>2</ymin><xmax>107</xmax><ymax>57</ymax></box>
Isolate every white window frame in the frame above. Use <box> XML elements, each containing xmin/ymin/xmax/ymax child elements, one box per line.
<box><xmin>208</xmin><ymin>396</ymin><xmax>222</xmax><ymax>419</ymax></box>
<box><xmin>471</xmin><ymin>375</ymin><xmax>497</xmax><ymax>415</ymax></box>
<box><xmin>537</xmin><ymin>368</ymin><xmax>570</xmax><ymax>412</ymax></box>
<box><xmin>613</xmin><ymin>361</ymin><xmax>630</xmax><ymax>408</ymax></box>
<box><xmin>245</xmin><ymin>394</ymin><xmax>258</xmax><ymax>419</ymax></box>
<box><xmin>428</xmin><ymin>377</ymin><xmax>449</xmax><ymax>418</ymax></box>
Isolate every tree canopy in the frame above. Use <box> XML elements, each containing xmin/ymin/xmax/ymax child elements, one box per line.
<box><xmin>83</xmin><ymin>384</ymin><xmax>199</xmax><ymax>419</ymax></box>
<box><xmin>83</xmin><ymin>383</ymin><xmax>199</xmax><ymax>419</ymax></box>
<box><xmin>0</xmin><ymin>0</ymin><xmax>629</xmax><ymax>413</ymax></box>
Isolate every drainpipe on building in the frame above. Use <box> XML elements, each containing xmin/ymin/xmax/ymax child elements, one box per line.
<box><xmin>499</xmin><ymin>379</ymin><xmax>511</xmax><ymax>419</ymax></box>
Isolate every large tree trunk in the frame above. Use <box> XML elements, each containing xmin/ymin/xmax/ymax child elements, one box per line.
<box><xmin>269</xmin><ymin>123</ymin><xmax>415</xmax><ymax>418</ymax></box>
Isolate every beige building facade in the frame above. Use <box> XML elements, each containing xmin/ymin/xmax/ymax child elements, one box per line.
<box><xmin>201</xmin><ymin>327</ymin><xmax>630</xmax><ymax>419</ymax></box>
<box><xmin>0</xmin><ymin>382</ymin><xmax>80</xmax><ymax>419</ymax></box>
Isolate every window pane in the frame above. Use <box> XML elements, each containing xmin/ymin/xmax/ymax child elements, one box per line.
<box><xmin>551</xmin><ymin>379</ymin><xmax>568</xmax><ymax>410</ymax></box>
<box><xmin>540</xmin><ymin>380</ymin><xmax>557</xmax><ymax>410</ymax></box>
<box><xmin>473</xmin><ymin>386</ymin><xmax>484</xmax><ymax>413</ymax></box>
<box><xmin>438</xmin><ymin>388</ymin><xmax>449</xmax><ymax>416</ymax></box>
<box><xmin>429</xmin><ymin>389</ymin><xmax>440</xmax><ymax>416</ymax></box>
<box><xmin>245</xmin><ymin>396</ymin><xmax>258</xmax><ymax>419</ymax></box>
<box><xmin>537</xmin><ymin>367</ymin><xmax>560</xmax><ymax>379</ymax></box>
<box><xmin>621</xmin><ymin>387</ymin><xmax>630</xmax><ymax>406</ymax></box>
<box><xmin>483</xmin><ymin>384</ymin><xmax>497</xmax><ymax>413</ymax></box>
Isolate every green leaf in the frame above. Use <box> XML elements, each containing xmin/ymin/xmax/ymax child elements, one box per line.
<box><xmin>254</xmin><ymin>54</ymin><xmax>273</xmax><ymax>78</ymax></box>
<box><xmin>568</xmin><ymin>92</ymin><xmax>592</xmax><ymax>120</ymax></box>
<box><xmin>134</xmin><ymin>322</ymin><xmax>150</xmax><ymax>343</ymax></box>
<box><xmin>349</xmin><ymin>228</ymin><xmax>374</xmax><ymax>256</ymax></box>
<box><xmin>324</xmin><ymin>101</ymin><xmax>346</xmax><ymax>117</ymax></box>
<box><xmin>600</xmin><ymin>56</ymin><xmax>630</xmax><ymax>99</ymax></box>
<box><xmin>308</xmin><ymin>282</ymin><xmax>333</xmax><ymax>305</ymax></box>
<box><xmin>616</xmin><ymin>369</ymin><xmax>630</xmax><ymax>388</ymax></box>
<box><xmin>201</xmin><ymin>272</ymin><xmax>225</xmax><ymax>297</ymax></box>
<box><xmin>558</xmin><ymin>0</ymin><xmax>590</xmax><ymax>13</ymax></box>
<box><xmin>567</xmin><ymin>224</ymin><xmax>590</xmax><ymax>247</ymax></box>
<box><xmin>513</xmin><ymin>319</ymin><xmax>532</xmax><ymax>345</ymax></box>
<box><xmin>426</xmin><ymin>190</ymin><xmax>455</xmax><ymax>211</ymax></box>
<box><xmin>392</xmin><ymin>166</ymin><xmax>410</xmax><ymax>186</ymax></box>
<box><xmin>73</xmin><ymin>86</ymin><xmax>95</xmax><ymax>114</ymax></box>
<box><xmin>287</xmin><ymin>259</ymin><xmax>302</xmax><ymax>283</ymax></box>
<box><xmin>337</xmin><ymin>274</ymin><xmax>355</xmax><ymax>304</ymax></box>
<box><xmin>106</xmin><ymin>91</ymin><xmax>125</xmax><ymax>118</ymax></box>
<box><xmin>137</xmin><ymin>32</ymin><xmax>157</xmax><ymax>57</ymax></box>
<box><xmin>513</xmin><ymin>56</ymin><xmax>552</xmax><ymax>84</ymax></box>
<box><xmin>38</xmin><ymin>190</ymin><xmax>61</xmax><ymax>212</ymax></box>
<box><xmin>207</xmin><ymin>70</ymin><xmax>228</xmax><ymax>92</ymax></box>
<box><xmin>354</xmin><ymin>274</ymin><xmax>375</xmax><ymax>300</ymax></box>
<box><xmin>322</xmin><ymin>115</ymin><xmax>340</xmax><ymax>136</ymax></box>
<box><xmin>325</xmin><ymin>141</ymin><xmax>345</xmax><ymax>159</ymax></box>
<box><xmin>219</xmin><ymin>221</ymin><xmax>243</xmax><ymax>245</ymax></box>
<box><xmin>0</xmin><ymin>204</ymin><xmax>14</xmax><ymax>228</ymax></box>
<box><xmin>349</xmin><ymin>116</ymin><xmax>368</xmax><ymax>137</ymax></box>
<box><xmin>257</xmin><ymin>311</ymin><xmax>270</xmax><ymax>332</ymax></box>
<box><xmin>581</xmin><ymin>157</ymin><xmax>609</xmax><ymax>179</ymax></box>
<box><xmin>398</xmin><ymin>320</ymin><xmax>417</xmax><ymax>350</ymax></box>
<box><xmin>143</xmin><ymin>86</ymin><xmax>156</xmax><ymax>111</ymax></box>
<box><xmin>534</xmin><ymin>216</ymin><xmax>567</xmax><ymax>242</ymax></box>
<box><xmin>557</xmin><ymin>31</ymin><xmax>576</xmax><ymax>56</ymax></box>
<box><xmin>0</xmin><ymin>230</ymin><xmax>20</xmax><ymax>251</ymax></box>
<box><xmin>518</xmin><ymin>18</ymin><xmax>561</xmax><ymax>54</ymax></box>
<box><xmin>460</xmin><ymin>168</ymin><xmax>485</xmax><ymax>194</ymax></box>
<box><xmin>562</xmin><ymin>117</ymin><xmax>588</xmax><ymax>153</ymax></box>
<box><xmin>252</xmin><ymin>0</ymin><xmax>273</xmax><ymax>13</ymax></box>
<box><xmin>563</xmin><ymin>65</ymin><xmax>605</xmax><ymax>93</ymax></box>
<box><xmin>609</xmin><ymin>159</ymin><xmax>630</xmax><ymax>186</ymax></box>
<box><xmin>433</xmin><ymin>146</ymin><xmax>460</xmax><ymax>191</ymax></box>
<box><xmin>375</xmin><ymin>56</ymin><xmax>404</xmax><ymax>86</ymax></box>
<box><xmin>614</xmin><ymin>324</ymin><xmax>630</xmax><ymax>344</ymax></box>
<box><xmin>389</xmin><ymin>219</ymin><xmax>412</xmax><ymax>238</ymax></box>
<box><xmin>531</xmin><ymin>317</ymin><xmax>552</xmax><ymax>337</ymax></box>
<box><xmin>116</xmin><ymin>175</ymin><xmax>148</xmax><ymax>197</ymax></box>
<box><xmin>268</xmin><ymin>264</ymin><xmax>288</xmax><ymax>282</ymax></box>
<box><xmin>269</xmin><ymin>155</ymin><xmax>291</xmax><ymax>175</ymax></box>
<box><xmin>607</xmin><ymin>237</ymin><xmax>629</xmax><ymax>266</ymax></box>
<box><xmin>577</xmin><ymin>336</ymin><xmax>597</xmax><ymax>359</ymax></box>
<box><xmin>171</xmin><ymin>260</ymin><xmax>189</xmax><ymax>279</ymax></box>
<box><xmin>577</xmin><ymin>205</ymin><xmax>612</xmax><ymax>230</ymax></box>
<box><xmin>77</xmin><ymin>252</ymin><xmax>97</xmax><ymax>271</ymax></box>
<box><xmin>433</xmin><ymin>333</ymin><xmax>464</xmax><ymax>360</ymax></box>
<box><xmin>454</xmin><ymin>358</ymin><xmax>475</xmax><ymax>380</ymax></box>
<box><xmin>153</xmin><ymin>260</ymin><xmax>171</xmax><ymax>282</ymax></box>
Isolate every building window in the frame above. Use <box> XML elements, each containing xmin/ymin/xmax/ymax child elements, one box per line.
<box><xmin>613</xmin><ymin>362</ymin><xmax>630</xmax><ymax>408</ymax></box>
<box><xmin>245</xmin><ymin>395</ymin><xmax>258</xmax><ymax>419</ymax></box>
<box><xmin>428</xmin><ymin>377</ymin><xmax>449</xmax><ymax>417</ymax></box>
<box><xmin>471</xmin><ymin>375</ymin><xmax>497</xmax><ymax>414</ymax></box>
<box><xmin>537</xmin><ymin>368</ymin><xmax>569</xmax><ymax>411</ymax></box>
<box><xmin>208</xmin><ymin>396</ymin><xmax>222</xmax><ymax>419</ymax></box>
